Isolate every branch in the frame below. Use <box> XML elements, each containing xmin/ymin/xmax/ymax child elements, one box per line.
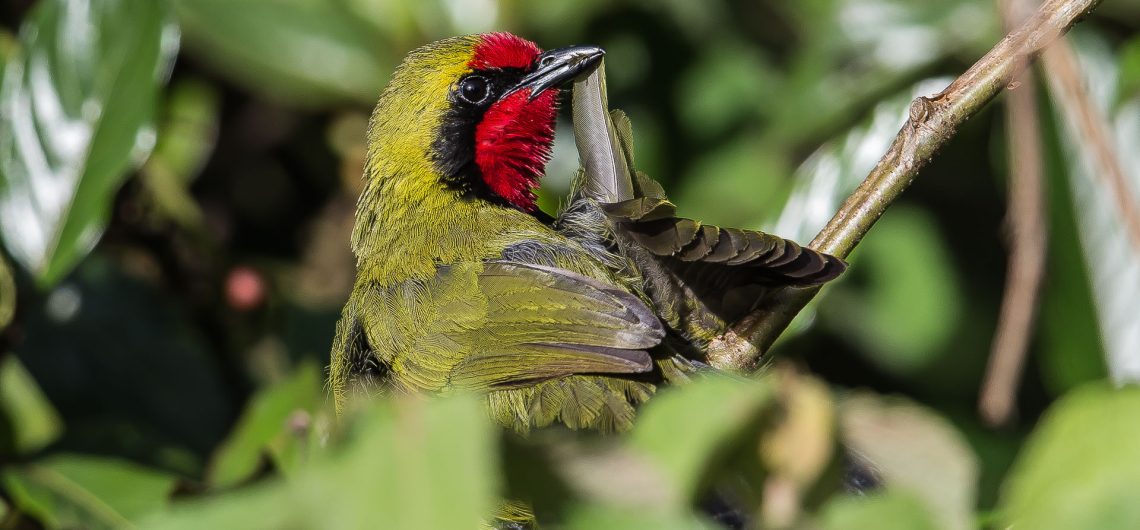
<box><xmin>706</xmin><ymin>0</ymin><xmax>1104</xmax><ymax>373</ymax></box>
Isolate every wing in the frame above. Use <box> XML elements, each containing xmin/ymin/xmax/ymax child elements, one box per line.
<box><xmin>600</xmin><ymin>193</ymin><xmax>846</xmax><ymax>286</ymax></box>
<box><xmin>351</xmin><ymin>260</ymin><xmax>664</xmax><ymax>393</ymax></box>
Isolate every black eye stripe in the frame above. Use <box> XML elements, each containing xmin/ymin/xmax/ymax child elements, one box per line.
<box><xmin>432</xmin><ymin>66</ymin><xmax>536</xmax><ymax>211</ymax></box>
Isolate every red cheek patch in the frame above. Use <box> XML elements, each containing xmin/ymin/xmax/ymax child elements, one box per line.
<box><xmin>474</xmin><ymin>88</ymin><xmax>558</xmax><ymax>211</ymax></box>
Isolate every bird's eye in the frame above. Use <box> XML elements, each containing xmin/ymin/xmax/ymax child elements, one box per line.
<box><xmin>457</xmin><ymin>76</ymin><xmax>489</xmax><ymax>104</ymax></box>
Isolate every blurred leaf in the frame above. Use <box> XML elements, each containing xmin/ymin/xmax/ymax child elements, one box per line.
<box><xmin>0</xmin><ymin>253</ymin><xmax>13</xmax><ymax>332</ymax></box>
<box><xmin>140</xmin><ymin>78</ymin><xmax>220</xmax><ymax>230</ymax></box>
<box><xmin>1050</xmin><ymin>31</ymin><xmax>1140</xmax><ymax>382</ymax></box>
<box><xmin>839</xmin><ymin>392</ymin><xmax>977</xmax><ymax>530</ymax></box>
<box><xmin>150</xmin><ymin>394</ymin><xmax>499</xmax><ymax>530</ymax></box>
<box><xmin>564</xmin><ymin>503</ymin><xmax>716</xmax><ymax>530</ymax></box>
<box><xmin>822</xmin><ymin>206</ymin><xmax>962</xmax><ymax>374</ymax></box>
<box><xmin>1118</xmin><ymin>36</ymin><xmax>1140</xmax><ymax>101</ymax></box>
<box><xmin>1037</xmin><ymin>103</ymin><xmax>1107</xmax><ymax>395</ymax></box>
<box><xmin>759</xmin><ymin>372</ymin><xmax>835</xmax><ymax>489</ymax></box>
<box><xmin>674</xmin><ymin>137</ymin><xmax>788</xmax><ymax>228</ymax></box>
<box><xmin>2</xmin><ymin>454</ymin><xmax>176</xmax><ymax>529</ymax></box>
<box><xmin>175</xmin><ymin>0</ymin><xmax>390</xmax><ymax>106</ymax></box>
<box><xmin>817</xmin><ymin>491</ymin><xmax>939</xmax><ymax>530</ymax></box>
<box><xmin>18</xmin><ymin>256</ymin><xmax>234</xmax><ymax>468</ymax></box>
<box><xmin>769</xmin><ymin>0</ymin><xmax>995</xmax><ymax>144</ymax></box>
<box><xmin>629</xmin><ymin>375</ymin><xmax>773</xmax><ymax>505</ymax></box>
<box><xmin>206</xmin><ymin>362</ymin><xmax>324</xmax><ymax>488</ymax></box>
<box><xmin>0</xmin><ymin>356</ymin><xmax>63</xmax><ymax>455</ymax></box>
<box><xmin>0</xmin><ymin>29</ymin><xmax>14</xmax><ymax>78</ymax></box>
<box><xmin>676</xmin><ymin>40</ymin><xmax>779</xmax><ymax>138</ymax></box>
<box><xmin>999</xmin><ymin>384</ymin><xmax>1140</xmax><ymax>530</ymax></box>
<box><xmin>0</xmin><ymin>0</ymin><xmax>178</xmax><ymax>286</ymax></box>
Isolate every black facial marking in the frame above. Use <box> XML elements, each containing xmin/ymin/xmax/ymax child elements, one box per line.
<box><xmin>431</xmin><ymin>67</ymin><xmax>529</xmax><ymax>207</ymax></box>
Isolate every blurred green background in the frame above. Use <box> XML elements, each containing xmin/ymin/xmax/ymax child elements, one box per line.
<box><xmin>1</xmin><ymin>0</ymin><xmax>1139</xmax><ymax>528</ymax></box>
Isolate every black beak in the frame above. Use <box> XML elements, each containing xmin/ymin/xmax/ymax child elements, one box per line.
<box><xmin>511</xmin><ymin>45</ymin><xmax>605</xmax><ymax>101</ymax></box>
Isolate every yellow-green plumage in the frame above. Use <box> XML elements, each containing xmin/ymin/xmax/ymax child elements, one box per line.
<box><xmin>330</xmin><ymin>35</ymin><xmax>683</xmax><ymax>433</ymax></box>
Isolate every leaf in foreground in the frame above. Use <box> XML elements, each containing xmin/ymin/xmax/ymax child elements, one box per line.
<box><xmin>629</xmin><ymin>375</ymin><xmax>773</xmax><ymax>505</ymax></box>
<box><xmin>998</xmin><ymin>384</ymin><xmax>1140</xmax><ymax>530</ymax></box>
<box><xmin>0</xmin><ymin>0</ymin><xmax>178</xmax><ymax>286</ymax></box>
<box><xmin>0</xmin><ymin>355</ymin><xmax>63</xmax><ymax>455</ymax></box>
<box><xmin>149</xmin><ymin>394</ymin><xmax>499</xmax><ymax>530</ymax></box>
<box><xmin>2</xmin><ymin>454</ymin><xmax>176</xmax><ymax>529</ymax></box>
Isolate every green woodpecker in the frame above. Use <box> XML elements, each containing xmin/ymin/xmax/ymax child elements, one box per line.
<box><xmin>330</xmin><ymin>32</ymin><xmax>845</xmax><ymax>433</ymax></box>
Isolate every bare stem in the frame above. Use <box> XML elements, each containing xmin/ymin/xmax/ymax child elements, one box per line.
<box><xmin>979</xmin><ymin>0</ymin><xmax>1049</xmax><ymax>428</ymax></box>
<box><xmin>706</xmin><ymin>0</ymin><xmax>1104</xmax><ymax>373</ymax></box>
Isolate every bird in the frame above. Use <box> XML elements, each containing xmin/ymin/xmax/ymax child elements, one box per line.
<box><xmin>329</xmin><ymin>32</ymin><xmax>846</xmax><ymax>435</ymax></box>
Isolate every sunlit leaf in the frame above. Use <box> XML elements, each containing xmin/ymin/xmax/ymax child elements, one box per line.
<box><xmin>839</xmin><ymin>392</ymin><xmax>978</xmax><ymax>530</ymax></box>
<box><xmin>629</xmin><ymin>375</ymin><xmax>773</xmax><ymax>504</ymax></box>
<box><xmin>998</xmin><ymin>384</ymin><xmax>1140</xmax><ymax>529</ymax></box>
<box><xmin>1050</xmin><ymin>30</ymin><xmax>1140</xmax><ymax>382</ymax></box>
<box><xmin>2</xmin><ymin>454</ymin><xmax>176</xmax><ymax>529</ymax></box>
<box><xmin>175</xmin><ymin>0</ymin><xmax>390</xmax><ymax>106</ymax></box>
<box><xmin>150</xmin><ymin>394</ymin><xmax>499</xmax><ymax>530</ymax></box>
<box><xmin>817</xmin><ymin>491</ymin><xmax>939</xmax><ymax>530</ymax></box>
<box><xmin>0</xmin><ymin>0</ymin><xmax>178</xmax><ymax>286</ymax></box>
<box><xmin>0</xmin><ymin>355</ymin><xmax>63</xmax><ymax>455</ymax></box>
<box><xmin>206</xmin><ymin>362</ymin><xmax>324</xmax><ymax>488</ymax></box>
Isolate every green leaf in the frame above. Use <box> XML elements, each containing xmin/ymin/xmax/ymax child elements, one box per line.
<box><xmin>139</xmin><ymin>78</ymin><xmax>220</xmax><ymax>230</ymax></box>
<box><xmin>839</xmin><ymin>393</ymin><xmax>978</xmax><ymax>530</ymax></box>
<box><xmin>0</xmin><ymin>356</ymin><xmax>63</xmax><ymax>455</ymax></box>
<box><xmin>0</xmin><ymin>0</ymin><xmax>178</xmax><ymax>286</ymax></box>
<box><xmin>2</xmin><ymin>454</ymin><xmax>176</xmax><ymax>529</ymax></box>
<box><xmin>175</xmin><ymin>0</ymin><xmax>390</xmax><ymax>106</ymax></box>
<box><xmin>0</xmin><ymin>253</ymin><xmax>13</xmax><ymax>332</ymax></box>
<box><xmin>998</xmin><ymin>385</ymin><xmax>1140</xmax><ymax>530</ymax></box>
<box><xmin>818</xmin><ymin>492</ymin><xmax>939</xmax><ymax>530</ymax></box>
<box><xmin>150</xmin><ymin>394</ymin><xmax>500</xmax><ymax>530</ymax></box>
<box><xmin>629</xmin><ymin>375</ymin><xmax>773</xmax><ymax>504</ymax></box>
<box><xmin>206</xmin><ymin>362</ymin><xmax>324</xmax><ymax>488</ymax></box>
<box><xmin>1049</xmin><ymin>30</ymin><xmax>1140</xmax><ymax>381</ymax></box>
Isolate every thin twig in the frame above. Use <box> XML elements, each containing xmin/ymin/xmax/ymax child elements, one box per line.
<box><xmin>706</xmin><ymin>0</ymin><xmax>1104</xmax><ymax>373</ymax></box>
<box><xmin>1041</xmin><ymin>41</ymin><xmax>1140</xmax><ymax>252</ymax></box>
<box><xmin>979</xmin><ymin>0</ymin><xmax>1049</xmax><ymax>427</ymax></box>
